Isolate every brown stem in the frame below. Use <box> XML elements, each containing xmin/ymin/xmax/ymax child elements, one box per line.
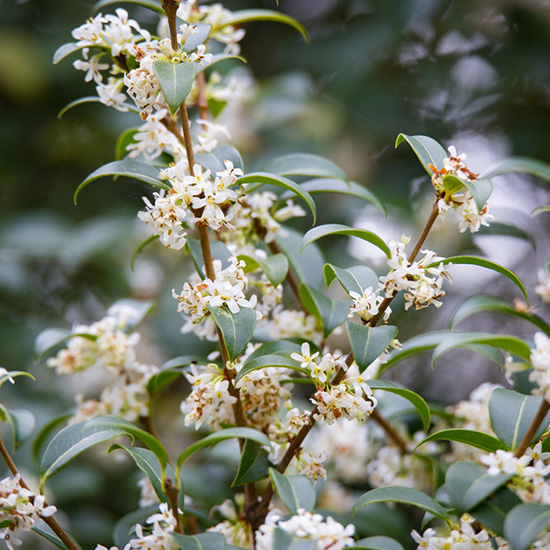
<box><xmin>0</xmin><ymin>437</ymin><xmax>80</xmax><ymax>550</ymax></box>
<box><xmin>161</xmin><ymin>0</ymin><xmax>180</xmax><ymax>52</ymax></box>
<box><xmin>514</xmin><ymin>400</ymin><xmax>550</xmax><ymax>458</ymax></box>
<box><xmin>408</xmin><ymin>200</ymin><xmax>440</xmax><ymax>263</ymax></box>
<box><xmin>180</xmin><ymin>102</ymin><xmax>196</xmax><ymax>169</ymax></box>
<box><xmin>162</xmin><ymin>116</ymin><xmax>186</xmax><ymax>147</ymax></box>
<box><xmin>197</xmin><ymin>72</ymin><xmax>209</xmax><ymax>121</ymax></box>
<box><xmin>164</xmin><ymin>477</ymin><xmax>184</xmax><ymax>534</ymax></box>
<box><xmin>370</xmin><ymin>408</ymin><xmax>409</xmax><ymax>453</ymax></box>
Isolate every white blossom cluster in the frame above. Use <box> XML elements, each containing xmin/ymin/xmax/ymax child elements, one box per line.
<box><xmin>266</xmin><ymin>307</ymin><xmax>323</xmax><ymax>345</ymax></box>
<box><xmin>433</xmin><ymin>146</ymin><xmax>494</xmax><ymax>233</ymax></box>
<box><xmin>480</xmin><ymin>443</ymin><xmax>550</xmax><ymax>503</ymax></box>
<box><xmin>528</xmin><ymin>332</ymin><xmax>550</xmax><ymax>403</ymax></box>
<box><xmin>380</xmin><ymin>237</ymin><xmax>451</xmax><ymax>311</ymax></box>
<box><xmin>172</xmin><ymin>256</ymin><xmax>259</xmax><ymax>341</ymax></box>
<box><xmin>207</xmin><ymin>497</ymin><xmax>253</xmax><ymax>548</ymax></box>
<box><xmin>0</xmin><ymin>475</ymin><xmax>56</xmax><ymax>550</ymax></box>
<box><xmin>535</xmin><ymin>269</ymin><xmax>550</xmax><ymax>303</ymax></box>
<box><xmin>47</xmin><ymin>303</ymin><xmax>158</xmax><ymax>423</ymax></box>
<box><xmin>138</xmin><ymin>161</ymin><xmax>242</xmax><ymax>251</ymax></box>
<box><xmin>96</xmin><ymin>503</ymin><xmax>179</xmax><ymax>550</ymax></box>
<box><xmin>348</xmin><ymin>286</ymin><xmax>391</xmax><ymax>323</ymax></box>
<box><xmin>256</xmin><ymin>509</ymin><xmax>355</xmax><ymax>550</ymax></box>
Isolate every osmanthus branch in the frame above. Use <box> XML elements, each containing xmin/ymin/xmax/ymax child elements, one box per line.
<box><xmin>513</xmin><ymin>399</ymin><xmax>550</xmax><ymax>459</ymax></box>
<box><xmin>0</xmin><ymin>437</ymin><xmax>80</xmax><ymax>550</ymax></box>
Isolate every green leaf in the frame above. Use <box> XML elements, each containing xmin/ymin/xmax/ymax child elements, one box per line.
<box><xmin>232</xmin><ymin>440</ymin><xmax>270</xmax><ymax>486</ymax></box>
<box><xmin>415</xmin><ymin>429</ymin><xmax>506</xmax><ymax>454</ymax></box>
<box><xmin>245</xmin><ymin>340</ymin><xmax>302</xmax><ymax>362</ymax></box>
<box><xmin>299</xmin><ymin>284</ymin><xmax>350</xmax><ymax>338</ymax></box>
<box><xmin>74</xmin><ymin>160</ymin><xmax>168</xmax><ymax>204</ymax></box>
<box><xmin>352</xmin><ymin>486</ymin><xmax>450</xmax><ymax>520</ymax></box>
<box><xmin>263</xmin><ymin>153</ymin><xmax>347</xmax><ymax>180</ymax></box>
<box><xmin>153</xmin><ymin>60</ymin><xmax>196</xmax><ymax>115</ymax></box>
<box><xmin>324</xmin><ymin>264</ymin><xmax>380</xmax><ymax>297</ymax></box>
<box><xmin>395</xmin><ymin>134</ymin><xmax>447</xmax><ymax>174</ymax></box>
<box><xmin>477</xmin><ymin>221</ymin><xmax>536</xmax><ymax>248</ymax></box>
<box><xmin>301</xmin><ymin>224</ymin><xmax>390</xmax><ymax>258</ymax></box>
<box><xmin>281</xmin><ymin>179</ymin><xmax>386</xmax><ymax>215</ymax></box>
<box><xmin>449</xmin><ymin>295</ymin><xmax>550</xmax><ymax>337</ymax></box>
<box><xmin>269</xmin><ymin>469</ymin><xmax>316</xmax><ymax>514</ymax></box>
<box><xmin>483</xmin><ymin>157</ymin><xmax>550</xmax><ymax>181</ymax></box>
<box><xmin>430</xmin><ymin>256</ymin><xmax>529</xmax><ymax>303</ymax></box>
<box><xmin>221</xmin><ymin>9</ymin><xmax>309</xmax><ymax>42</ymax></box>
<box><xmin>32</xmin><ymin>526</ymin><xmax>81</xmax><ymax>550</ymax></box>
<box><xmin>442</xmin><ymin>173</ymin><xmax>465</xmax><ymax>196</ymax></box>
<box><xmin>504</xmin><ymin>504</ymin><xmax>550</xmax><ymax>550</ymax></box>
<box><xmin>346</xmin><ymin>323</ymin><xmax>398</xmax><ymax>373</ymax></box>
<box><xmin>131</xmin><ymin>235</ymin><xmax>159</xmax><ymax>270</ymax></box>
<box><xmin>92</xmin><ymin>0</ymin><xmax>163</xmax><ymax>15</ymax></box>
<box><xmin>350</xmin><ymin>536</ymin><xmax>404</xmax><ymax>550</ymax></box>
<box><xmin>172</xmin><ymin>531</ymin><xmax>241</xmax><ymax>550</ymax></box>
<box><xmin>207</xmin><ymin>306</ymin><xmax>256</xmax><ymax>361</ymax></box>
<box><xmin>147</xmin><ymin>357</ymin><xmax>203</xmax><ymax>395</ymax></box>
<box><xmin>0</xmin><ymin>407</ymin><xmax>35</xmax><ymax>450</ymax></box>
<box><xmin>177</xmin><ymin>427</ymin><xmax>271</xmax><ymax>479</ymax></box>
<box><xmin>0</xmin><ymin>370</ymin><xmax>35</xmax><ymax>388</ymax></box>
<box><xmin>471</xmin><ymin>487</ymin><xmax>522</xmax><ymax>536</ymax></box>
<box><xmin>462</xmin><ymin>178</ymin><xmax>493</xmax><ymax>211</ymax></box>
<box><xmin>531</xmin><ymin>205</ymin><xmax>550</xmax><ymax>217</ymax></box>
<box><xmin>237</xmin><ymin>172</ymin><xmax>317</xmax><ymax>224</ymax></box>
<box><xmin>186</xmin><ymin>236</ymin><xmax>232</xmax><ymax>278</ymax></box>
<box><xmin>182</xmin><ymin>23</ymin><xmax>211</xmax><ymax>52</ymax></box>
<box><xmin>114</xmin><ymin>506</ymin><xmax>158</xmax><ymax>549</ymax></box>
<box><xmin>237</xmin><ymin>254</ymin><xmax>289</xmax><ymax>287</ymax></box>
<box><xmin>432</xmin><ymin>332</ymin><xmax>531</xmax><ymax>367</ymax></box>
<box><xmin>32</xmin><ymin>413</ymin><xmax>72</xmax><ymax>460</ymax></box>
<box><xmin>57</xmin><ymin>96</ymin><xmax>138</xmax><ymax>118</ymax></box>
<box><xmin>236</xmin><ymin>355</ymin><xmax>309</xmax><ymax>384</ymax></box>
<box><xmin>53</xmin><ymin>42</ymin><xmax>84</xmax><ymax>64</ymax></box>
<box><xmin>445</xmin><ymin>461</ymin><xmax>513</xmax><ymax>512</ymax></box>
<box><xmin>115</xmin><ymin>127</ymin><xmax>139</xmax><ymax>160</ymax></box>
<box><xmin>489</xmin><ymin>388</ymin><xmax>550</xmax><ymax>451</ymax></box>
<box><xmin>196</xmin><ymin>53</ymin><xmax>246</xmax><ymax>76</ymax></box>
<box><xmin>273</xmin><ymin>529</ymin><xmax>317</xmax><ymax>550</ymax></box>
<box><xmin>368</xmin><ymin>380</ymin><xmax>430</xmax><ymax>431</ymax></box>
<box><xmin>34</xmin><ymin>328</ymin><xmax>97</xmax><ymax>360</ymax></box>
<box><xmin>198</xmin><ymin>144</ymin><xmax>244</xmax><ymax>173</ymax></box>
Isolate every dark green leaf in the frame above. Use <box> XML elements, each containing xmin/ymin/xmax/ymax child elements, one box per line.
<box><xmin>449</xmin><ymin>295</ymin><xmax>550</xmax><ymax>337</ymax></box>
<box><xmin>368</xmin><ymin>380</ymin><xmax>430</xmax><ymax>431</ymax></box>
<box><xmin>489</xmin><ymin>388</ymin><xmax>550</xmax><ymax>451</ymax></box>
<box><xmin>245</xmin><ymin>340</ymin><xmax>302</xmax><ymax>362</ymax></box>
<box><xmin>0</xmin><ymin>407</ymin><xmax>35</xmax><ymax>450</ymax></box>
<box><xmin>483</xmin><ymin>157</ymin><xmax>550</xmax><ymax>181</ymax></box>
<box><xmin>445</xmin><ymin>461</ymin><xmax>513</xmax><ymax>512</ymax></box>
<box><xmin>74</xmin><ymin>160</ymin><xmax>168</xmax><ymax>204</ymax></box>
<box><xmin>33</xmin><ymin>414</ymin><xmax>72</xmax><ymax>460</ymax></box>
<box><xmin>236</xmin><ymin>355</ymin><xmax>309</xmax><ymax>384</ymax></box>
<box><xmin>153</xmin><ymin>60</ymin><xmax>196</xmax><ymax>115</ymax></box>
<box><xmin>114</xmin><ymin>506</ymin><xmax>158</xmax><ymax>549</ymax></box>
<box><xmin>207</xmin><ymin>306</ymin><xmax>256</xmax><ymax>361</ymax></box>
<box><xmin>323</xmin><ymin>264</ymin><xmax>379</xmax><ymax>297</ymax></box>
<box><xmin>350</xmin><ymin>536</ymin><xmax>404</xmax><ymax>550</ymax></box>
<box><xmin>58</xmin><ymin>96</ymin><xmax>138</xmax><ymax>119</ymax></box>
<box><xmin>395</xmin><ymin>134</ymin><xmax>447</xmax><ymax>174</ymax></box>
<box><xmin>115</xmin><ymin>128</ymin><xmax>139</xmax><ymax>160</ymax></box>
<box><xmin>232</xmin><ymin>440</ymin><xmax>270</xmax><ymax>486</ymax></box>
<box><xmin>299</xmin><ymin>284</ymin><xmax>350</xmax><ymax>338</ymax></box>
<box><xmin>32</xmin><ymin>526</ymin><xmax>79</xmax><ymax>550</ymax></box>
<box><xmin>221</xmin><ymin>9</ymin><xmax>309</xmax><ymax>42</ymax></box>
<box><xmin>471</xmin><ymin>487</ymin><xmax>522</xmax><ymax>536</ymax></box>
<box><xmin>237</xmin><ymin>254</ymin><xmax>289</xmax><ymax>286</ymax></box>
<box><xmin>346</xmin><ymin>323</ymin><xmax>398</xmax><ymax>373</ymax></box>
<box><xmin>504</xmin><ymin>504</ymin><xmax>550</xmax><ymax>550</ymax></box>
<box><xmin>269</xmin><ymin>469</ymin><xmax>316</xmax><ymax>514</ymax></box>
<box><xmin>273</xmin><ymin>529</ymin><xmax>317</xmax><ymax>550</ymax></box>
<box><xmin>352</xmin><ymin>486</ymin><xmax>450</xmax><ymax>520</ymax></box>
<box><xmin>415</xmin><ymin>429</ymin><xmax>506</xmax><ymax>454</ymax></box>
<box><xmin>211</xmin><ymin>144</ymin><xmax>244</xmax><ymax>171</ymax></box>
<box><xmin>92</xmin><ymin>0</ymin><xmax>163</xmax><ymax>14</ymax></box>
<box><xmin>263</xmin><ymin>153</ymin><xmax>347</xmax><ymax>180</ymax></box>
<box><xmin>432</xmin><ymin>256</ymin><xmax>528</xmax><ymax>303</ymax></box>
<box><xmin>237</xmin><ymin>172</ymin><xmax>317</xmax><ymax>224</ymax></box>
<box><xmin>477</xmin><ymin>221</ymin><xmax>535</xmax><ymax>248</ymax></box>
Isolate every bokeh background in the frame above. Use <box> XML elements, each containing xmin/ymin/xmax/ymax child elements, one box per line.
<box><xmin>1</xmin><ymin>0</ymin><xmax>550</xmax><ymax>547</ymax></box>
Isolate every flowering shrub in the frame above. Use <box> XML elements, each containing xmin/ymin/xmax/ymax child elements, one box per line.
<box><xmin>3</xmin><ymin>1</ymin><xmax>550</xmax><ymax>550</ymax></box>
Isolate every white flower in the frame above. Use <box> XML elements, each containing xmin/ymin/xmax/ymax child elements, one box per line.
<box><xmin>535</xmin><ymin>269</ymin><xmax>550</xmax><ymax>304</ymax></box>
<box><xmin>529</xmin><ymin>332</ymin><xmax>550</xmax><ymax>403</ymax></box>
<box><xmin>291</xmin><ymin>343</ymin><xmax>320</xmax><ymax>371</ymax></box>
<box><xmin>96</xmin><ymin>80</ymin><xmax>128</xmax><ymax>112</ymax></box>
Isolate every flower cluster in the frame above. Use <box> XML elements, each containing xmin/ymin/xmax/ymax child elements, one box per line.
<box><xmin>0</xmin><ymin>475</ymin><xmax>56</xmax><ymax>550</ymax></box>
<box><xmin>348</xmin><ymin>286</ymin><xmax>391</xmax><ymax>323</ymax></box>
<box><xmin>46</xmin><ymin>303</ymin><xmax>158</xmax><ymax>423</ymax></box>
<box><xmin>528</xmin><ymin>332</ymin><xmax>550</xmax><ymax>403</ymax></box>
<box><xmin>256</xmin><ymin>509</ymin><xmax>355</xmax><ymax>550</ymax></box>
<box><xmin>380</xmin><ymin>237</ymin><xmax>451</xmax><ymax>310</ymax></box>
<box><xmin>535</xmin><ymin>268</ymin><xmax>550</xmax><ymax>303</ymax></box>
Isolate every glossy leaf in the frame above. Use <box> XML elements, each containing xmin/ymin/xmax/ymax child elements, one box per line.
<box><xmin>207</xmin><ymin>306</ymin><xmax>256</xmax><ymax>361</ymax></box>
<box><xmin>0</xmin><ymin>370</ymin><xmax>35</xmax><ymax>388</ymax></box>
<box><xmin>269</xmin><ymin>469</ymin><xmax>316</xmax><ymax>514</ymax></box>
<box><xmin>92</xmin><ymin>0</ymin><xmax>163</xmax><ymax>14</ymax></box>
<box><xmin>415</xmin><ymin>429</ymin><xmax>506</xmax><ymax>453</ymax></box>
<box><xmin>449</xmin><ymin>295</ymin><xmax>550</xmax><ymax>337</ymax></box>
<box><xmin>352</xmin><ymin>486</ymin><xmax>450</xmax><ymax>520</ymax></box>
<box><xmin>0</xmin><ymin>407</ymin><xmax>35</xmax><ymax>450</ymax></box>
<box><xmin>53</xmin><ymin>42</ymin><xmax>83</xmax><ymax>64</ymax></box>
<box><xmin>504</xmin><ymin>504</ymin><xmax>550</xmax><ymax>550</ymax></box>
<box><xmin>462</xmin><ymin>178</ymin><xmax>493</xmax><ymax>210</ymax></box>
<box><xmin>153</xmin><ymin>60</ymin><xmax>196</xmax><ymax>115</ymax></box>
<box><xmin>368</xmin><ymin>380</ymin><xmax>430</xmax><ymax>431</ymax></box>
<box><xmin>263</xmin><ymin>153</ymin><xmax>347</xmax><ymax>180</ymax></box>
<box><xmin>172</xmin><ymin>531</ymin><xmax>243</xmax><ymax>550</ymax></box>
<box><xmin>235</xmin><ymin>355</ymin><xmax>309</xmax><ymax>384</ymax></box>
<box><xmin>300</xmin><ymin>284</ymin><xmax>350</xmax><ymax>338</ymax></box>
<box><xmin>34</xmin><ymin>328</ymin><xmax>96</xmax><ymax>360</ymax></box>
<box><xmin>432</xmin><ymin>332</ymin><xmax>531</xmax><ymax>367</ymax></box>
<box><xmin>273</xmin><ymin>529</ymin><xmax>316</xmax><ymax>550</ymax></box>
<box><xmin>301</xmin><ymin>224</ymin><xmax>390</xmax><ymax>258</ymax></box>
<box><xmin>32</xmin><ymin>413</ymin><xmax>72</xmax><ymax>460</ymax></box>
<box><xmin>471</xmin><ymin>487</ymin><xmax>522</xmax><ymax>536</ymax></box>
<box><xmin>445</xmin><ymin>461</ymin><xmax>513</xmax><ymax>512</ymax></box>
<box><xmin>177</xmin><ymin>427</ymin><xmax>271</xmax><ymax>476</ymax></box>
<box><xmin>187</xmin><ymin>236</ymin><xmax>232</xmax><ymax>277</ymax></box>
<box><xmin>114</xmin><ymin>506</ymin><xmax>158</xmax><ymax>549</ymax></box>
<box><xmin>58</xmin><ymin>96</ymin><xmax>138</xmax><ymax>119</ymax></box>
<box><xmin>483</xmin><ymin>157</ymin><xmax>550</xmax><ymax>180</ymax></box>
<box><xmin>237</xmin><ymin>253</ymin><xmax>289</xmax><ymax>287</ymax></box>
<box><xmin>115</xmin><ymin>127</ymin><xmax>139</xmax><ymax>160</ymax></box>
<box><xmin>232</xmin><ymin>440</ymin><xmax>270</xmax><ymax>486</ymax></box>
<box><xmin>346</xmin><ymin>323</ymin><xmax>398</xmax><ymax>373</ymax></box>
<box><xmin>182</xmin><ymin>23</ymin><xmax>211</xmax><ymax>52</ymax></box>
<box><xmin>477</xmin><ymin>221</ymin><xmax>535</xmax><ymax>248</ymax></box>
<box><xmin>221</xmin><ymin>9</ymin><xmax>309</xmax><ymax>42</ymax></box>
<box><xmin>32</xmin><ymin>527</ymin><xmax>78</xmax><ymax>550</ymax></box>
<box><xmin>395</xmin><ymin>134</ymin><xmax>447</xmax><ymax>174</ymax></box>
<box><xmin>199</xmin><ymin>144</ymin><xmax>245</xmax><ymax>173</ymax></box>
<box><xmin>147</xmin><ymin>357</ymin><xmax>201</xmax><ymax>395</ymax></box>
<box><xmin>74</xmin><ymin>160</ymin><xmax>168</xmax><ymax>204</ymax></box>
<box><xmin>489</xmin><ymin>388</ymin><xmax>550</xmax><ymax>451</ymax></box>
<box><xmin>431</xmin><ymin>256</ymin><xmax>528</xmax><ymax>303</ymax></box>
<box><xmin>324</xmin><ymin>264</ymin><xmax>379</xmax><ymax>297</ymax></box>
<box><xmin>130</xmin><ymin>235</ymin><xmax>159</xmax><ymax>270</ymax></box>
<box><xmin>245</xmin><ymin>340</ymin><xmax>302</xmax><ymax>362</ymax></box>
<box><xmin>350</xmin><ymin>537</ymin><xmax>404</xmax><ymax>550</ymax></box>
<box><xmin>237</xmin><ymin>172</ymin><xmax>317</xmax><ymax>224</ymax></box>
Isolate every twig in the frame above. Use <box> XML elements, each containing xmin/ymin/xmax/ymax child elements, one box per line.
<box><xmin>513</xmin><ymin>400</ymin><xmax>550</xmax><ymax>458</ymax></box>
<box><xmin>164</xmin><ymin>477</ymin><xmax>184</xmax><ymax>534</ymax></box>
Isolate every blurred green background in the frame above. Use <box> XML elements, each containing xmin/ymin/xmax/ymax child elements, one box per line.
<box><xmin>1</xmin><ymin>0</ymin><xmax>550</xmax><ymax>547</ymax></box>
